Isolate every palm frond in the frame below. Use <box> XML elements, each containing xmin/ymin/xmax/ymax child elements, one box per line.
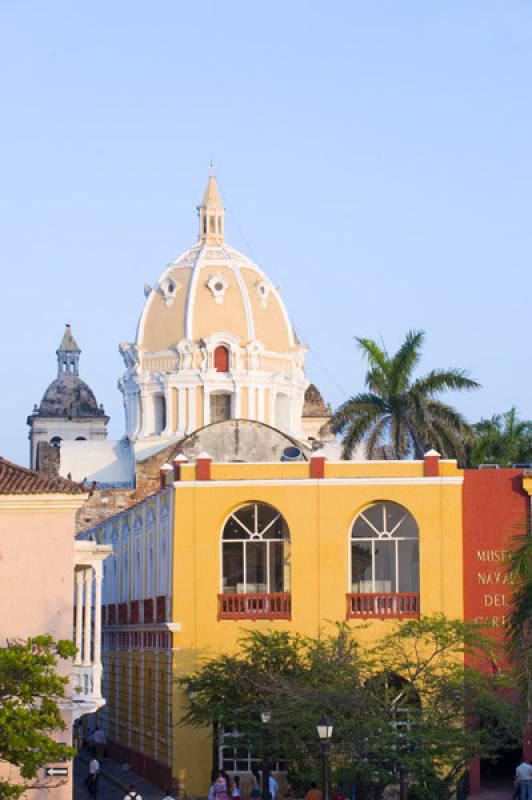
<box><xmin>365</xmin><ymin>416</ymin><xmax>391</xmax><ymax>459</ymax></box>
<box><xmin>340</xmin><ymin>411</ymin><xmax>384</xmax><ymax>459</ymax></box>
<box><xmin>355</xmin><ymin>337</ymin><xmax>390</xmax><ymax>374</ymax></box>
<box><xmin>389</xmin><ymin>329</ymin><xmax>425</xmax><ymax>394</ymax></box>
<box><xmin>330</xmin><ymin>393</ymin><xmax>387</xmax><ymax>435</ymax></box>
<box><xmin>412</xmin><ymin>369</ymin><xmax>480</xmax><ymax>397</ymax></box>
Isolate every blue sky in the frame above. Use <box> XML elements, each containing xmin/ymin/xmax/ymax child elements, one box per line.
<box><xmin>1</xmin><ymin>1</ymin><xmax>531</xmax><ymax>465</ymax></box>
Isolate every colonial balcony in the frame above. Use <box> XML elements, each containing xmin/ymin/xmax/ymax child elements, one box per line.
<box><xmin>346</xmin><ymin>592</ymin><xmax>420</xmax><ymax>620</ymax></box>
<box><xmin>72</xmin><ymin>540</ymin><xmax>112</xmax><ymax>719</ymax></box>
<box><xmin>218</xmin><ymin>592</ymin><xmax>291</xmax><ymax>621</ymax></box>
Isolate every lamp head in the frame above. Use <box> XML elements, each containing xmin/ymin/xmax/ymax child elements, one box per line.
<box><xmin>316</xmin><ymin>713</ymin><xmax>333</xmax><ymax>740</ymax></box>
<box><xmin>260</xmin><ymin>710</ymin><xmax>271</xmax><ymax>724</ymax></box>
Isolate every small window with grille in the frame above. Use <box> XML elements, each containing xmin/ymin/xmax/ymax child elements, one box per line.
<box><xmin>210</xmin><ymin>393</ymin><xmax>232</xmax><ymax>423</ymax></box>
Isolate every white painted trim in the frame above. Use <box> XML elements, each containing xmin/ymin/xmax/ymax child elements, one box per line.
<box><xmin>184</xmin><ymin>243</ymin><xmax>207</xmax><ymax>340</ymax></box>
<box><xmin>220</xmin><ymin>244</ymin><xmax>256</xmax><ymax>341</ymax></box>
<box><xmin>172</xmin><ymin>477</ymin><xmax>464</xmax><ymax>488</ymax></box>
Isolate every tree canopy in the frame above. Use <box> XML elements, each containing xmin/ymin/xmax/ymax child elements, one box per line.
<box><xmin>180</xmin><ymin>616</ymin><xmax>520</xmax><ymax>800</ymax></box>
<box><xmin>469</xmin><ymin>407</ymin><xmax>532</xmax><ymax>467</ymax></box>
<box><xmin>330</xmin><ymin>330</ymin><xmax>479</xmax><ymax>461</ymax></box>
<box><xmin>0</xmin><ymin>636</ymin><xmax>76</xmax><ymax>799</ymax></box>
<box><xmin>506</xmin><ymin>523</ymin><xmax>532</xmax><ymax>736</ymax></box>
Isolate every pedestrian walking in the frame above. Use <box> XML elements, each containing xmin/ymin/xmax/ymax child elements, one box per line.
<box><xmin>268</xmin><ymin>775</ymin><xmax>278</xmax><ymax>800</ymax></box>
<box><xmin>516</xmin><ymin>758</ymin><xmax>532</xmax><ymax>800</ymax></box>
<box><xmin>231</xmin><ymin>776</ymin><xmax>241</xmax><ymax>800</ymax></box>
<box><xmin>123</xmin><ymin>784</ymin><xmax>143</xmax><ymax>800</ymax></box>
<box><xmin>84</xmin><ymin>753</ymin><xmax>100</xmax><ymax>799</ymax></box>
<box><xmin>213</xmin><ymin>770</ymin><xmax>229</xmax><ymax>800</ymax></box>
<box><xmin>250</xmin><ymin>769</ymin><xmax>261</xmax><ymax>799</ymax></box>
<box><xmin>304</xmin><ymin>782</ymin><xmax>322</xmax><ymax>800</ymax></box>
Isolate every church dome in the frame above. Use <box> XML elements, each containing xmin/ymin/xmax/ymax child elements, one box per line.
<box><xmin>136</xmin><ymin>175</ymin><xmax>295</xmax><ymax>355</ymax></box>
<box><xmin>38</xmin><ymin>375</ymin><xmax>105</xmax><ymax>418</ymax></box>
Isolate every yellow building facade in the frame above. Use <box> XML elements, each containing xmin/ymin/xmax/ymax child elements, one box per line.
<box><xmin>83</xmin><ymin>450</ymin><xmax>464</xmax><ymax>795</ymax></box>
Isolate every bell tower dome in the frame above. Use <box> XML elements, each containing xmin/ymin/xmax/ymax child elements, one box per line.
<box><xmin>27</xmin><ymin>325</ymin><xmax>109</xmax><ymax>470</ymax></box>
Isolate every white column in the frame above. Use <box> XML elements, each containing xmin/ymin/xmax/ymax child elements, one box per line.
<box><xmin>270</xmin><ymin>390</ymin><xmax>276</xmax><ymax>428</ymax></box>
<box><xmin>203</xmin><ymin>385</ymin><xmax>210</xmax><ymax>426</ymax></box>
<box><xmin>163</xmin><ymin>383</ymin><xmax>173</xmax><ymax>435</ymax></box>
<box><xmin>75</xmin><ymin>570</ymin><xmax>83</xmax><ymax>666</ymax></box>
<box><xmin>138</xmin><ymin>390</ymin><xmax>150</xmax><ymax>437</ymax></box>
<box><xmin>187</xmin><ymin>386</ymin><xmax>196</xmax><ymax>433</ymax></box>
<box><xmin>83</xmin><ymin>568</ymin><xmax>93</xmax><ymax>666</ymax></box>
<box><xmin>93</xmin><ymin>561</ymin><xmax>103</xmax><ymax>699</ymax></box>
<box><xmin>93</xmin><ymin>562</ymin><xmax>103</xmax><ymax>666</ymax></box>
<box><xmin>257</xmin><ymin>388</ymin><xmax>265</xmax><ymax>422</ymax></box>
<box><xmin>248</xmin><ymin>386</ymin><xmax>257</xmax><ymax>420</ymax></box>
<box><xmin>178</xmin><ymin>388</ymin><xmax>186</xmax><ymax>433</ymax></box>
<box><xmin>233</xmin><ymin>380</ymin><xmax>241</xmax><ymax>418</ymax></box>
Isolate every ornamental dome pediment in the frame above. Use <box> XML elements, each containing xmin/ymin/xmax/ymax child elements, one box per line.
<box><xmin>135</xmin><ymin>178</ymin><xmax>297</xmax><ymax>357</ymax></box>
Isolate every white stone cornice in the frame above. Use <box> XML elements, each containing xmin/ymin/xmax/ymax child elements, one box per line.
<box><xmin>0</xmin><ymin>493</ymin><xmax>88</xmax><ymax>511</ymax></box>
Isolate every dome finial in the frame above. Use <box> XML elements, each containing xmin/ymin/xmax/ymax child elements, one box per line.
<box><xmin>197</xmin><ymin>167</ymin><xmax>224</xmax><ymax>244</ymax></box>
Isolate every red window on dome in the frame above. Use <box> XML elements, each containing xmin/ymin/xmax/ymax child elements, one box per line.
<box><xmin>214</xmin><ymin>345</ymin><xmax>229</xmax><ymax>372</ymax></box>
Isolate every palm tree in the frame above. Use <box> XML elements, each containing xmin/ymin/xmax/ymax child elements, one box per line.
<box><xmin>331</xmin><ymin>329</ymin><xmax>480</xmax><ymax>460</ymax></box>
<box><xmin>470</xmin><ymin>407</ymin><xmax>532</xmax><ymax>467</ymax></box>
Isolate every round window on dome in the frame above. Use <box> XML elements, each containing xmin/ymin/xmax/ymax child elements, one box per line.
<box><xmin>214</xmin><ymin>281</ymin><xmax>224</xmax><ymax>292</ymax></box>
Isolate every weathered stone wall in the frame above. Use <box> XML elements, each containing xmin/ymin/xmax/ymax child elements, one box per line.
<box><xmin>35</xmin><ymin>441</ymin><xmax>60</xmax><ymax>474</ymax></box>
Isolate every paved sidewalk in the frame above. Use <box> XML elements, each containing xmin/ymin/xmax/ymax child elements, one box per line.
<box><xmin>472</xmin><ymin>791</ymin><xmax>513</xmax><ymax>799</ymax></box>
<box><xmin>75</xmin><ymin>753</ymin><xmax>163</xmax><ymax>800</ymax></box>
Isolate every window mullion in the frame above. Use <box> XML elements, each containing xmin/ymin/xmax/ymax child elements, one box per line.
<box><xmin>372</xmin><ymin>539</ymin><xmax>376</xmax><ymax>593</ymax></box>
<box><xmin>266</xmin><ymin>540</ymin><xmax>270</xmax><ymax>593</ymax></box>
<box><xmin>395</xmin><ymin>538</ymin><xmax>399</xmax><ymax>593</ymax></box>
<box><xmin>243</xmin><ymin>541</ymin><xmax>247</xmax><ymax>593</ymax></box>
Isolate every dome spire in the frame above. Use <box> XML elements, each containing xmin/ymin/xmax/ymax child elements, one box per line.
<box><xmin>56</xmin><ymin>324</ymin><xmax>81</xmax><ymax>377</ymax></box>
<box><xmin>197</xmin><ymin>164</ymin><xmax>224</xmax><ymax>243</ymax></box>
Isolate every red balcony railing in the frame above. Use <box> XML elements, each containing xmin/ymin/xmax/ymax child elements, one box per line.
<box><xmin>218</xmin><ymin>593</ymin><xmax>291</xmax><ymax>621</ymax></box>
<box><xmin>346</xmin><ymin>593</ymin><xmax>420</xmax><ymax>620</ymax></box>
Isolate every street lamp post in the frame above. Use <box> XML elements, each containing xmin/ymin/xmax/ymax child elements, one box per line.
<box><xmin>316</xmin><ymin>714</ymin><xmax>333</xmax><ymax>800</ymax></box>
<box><xmin>261</xmin><ymin>711</ymin><xmax>271</xmax><ymax>800</ymax></box>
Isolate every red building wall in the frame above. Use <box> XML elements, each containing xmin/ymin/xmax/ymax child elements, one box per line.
<box><xmin>463</xmin><ymin>469</ymin><xmax>528</xmax><ymax>652</ymax></box>
<box><xmin>462</xmin><ymin>469</ymin><xmax>529</xmax><ymax>793</ymax></box>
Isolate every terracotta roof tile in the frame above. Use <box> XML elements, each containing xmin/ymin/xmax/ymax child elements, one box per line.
<box><xmin>0</xmin><ymin>457</ymin><xmax>86</xmax><ymax>495</ymax></box>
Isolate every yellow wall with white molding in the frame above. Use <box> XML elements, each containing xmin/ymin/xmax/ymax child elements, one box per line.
<box><xmin>169</xmin><ymin>460</ymin><xmax>464</xmax><ymax>795</ymax></box>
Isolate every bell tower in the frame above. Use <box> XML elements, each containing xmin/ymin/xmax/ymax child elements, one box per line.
<box><xmin>197</xmin><ymin>172</ymin><xmax>225</xmax><ymax>243</ymax></box>
<box><xmin>57</xmin><ymin>324</ymin><xmax>81</xmax><ymax>376</ymax></box>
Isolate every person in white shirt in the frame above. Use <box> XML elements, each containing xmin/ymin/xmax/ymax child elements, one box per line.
<box><xmin>516</xmin><ymin>759</ymin><xmax>532</xmax><ymax>800</ymax></box>
<box><xmin>85</xmin><ymin>757</ymin><xmax>100</xmax><ymax>799</ymax></box>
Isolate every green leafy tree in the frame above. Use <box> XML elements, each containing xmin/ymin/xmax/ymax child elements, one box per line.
<box><xmin>469</xmin><ymin>407</ymin><xmax>532</xmax><ymax>467</ymax></box>
<box><xmin>506</xmin><ymin>523</ymin><xmax>532</xmax><ymax>751</ymax></box>
<box><xmin>180</xmin><ymin>616</ymin><xmax>520</xmax><ymax>800</ymax></box>
<box><xmin>330</xmin><ymin>330</ymin><xmax>479</xmax><ymax>460</ymax></box>
<box><xmin>0</xmin><ymin>636</ymin><xmax>77</xmax><ymax>799</ymax></box>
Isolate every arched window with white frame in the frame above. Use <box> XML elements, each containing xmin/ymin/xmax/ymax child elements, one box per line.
<box><xmin>122</xmin><ymin>523</ymin><xmax>129</xmax><ymax>602</ymax></box>
<box><xmin>221</xmin><ymin>503</ymin><xmax>291</xmax><ymax>595</ymax></box>
<box><xmin>133</xmin><ymin>517</ymin><xmax>143</xmax><ymax>600</ymax></box>
<box><xmin>348</xmin><ymin>502</ymin><xmax>419</xmax><ymax>619</ymax></box>
<box><xmin>158</xmin><ymin>502</ymin><xmax>169</xmax><ymax>597</ymax></box>
<box><xmin>146</xmin><ymin>509</ymin><xmax>155</xmax><ymax>598</ymax></box>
